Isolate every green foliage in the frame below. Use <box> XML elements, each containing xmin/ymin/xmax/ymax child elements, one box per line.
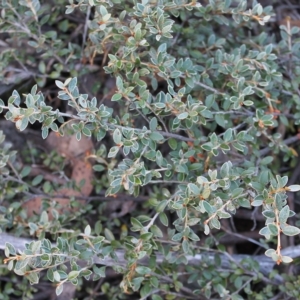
<box><xmin>1</xmin><ymin>0</ymin><xmax>300</xmax><ymax>299</ymax></box>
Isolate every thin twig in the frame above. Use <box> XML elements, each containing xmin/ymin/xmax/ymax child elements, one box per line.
<box><xmin>221</xmin><ymin>226</ymin><xmax>267</xmax><ymax>249</ymax></box>
<box><xmin>81</xmin><ymin>6</ymin><xmax>91</xmax><ymax>55</ymax></box>
<box><xmin>230</xmin><ymin>276</ymin><xmax>254</xmax><ymax>297</ymax></box>
<box><xmin>259</xmin><ymin>135</ymin><xmax>300</xmax><ymax>157</ymax></box>
<box><xmin>194</xmin><ymin>81</ymin><xmax>225</xmax><ymax>95</ymax></box>
<box><xmin>0</xmin><ymin>105</ymin><xmax>195</xmax><ymax>142</ymax></box>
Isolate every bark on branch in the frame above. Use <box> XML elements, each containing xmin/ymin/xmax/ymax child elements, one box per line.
<box><xmin>1</xmin><ymin>233</ymin><xmax>299</xmax><ymax>284</ymax></box>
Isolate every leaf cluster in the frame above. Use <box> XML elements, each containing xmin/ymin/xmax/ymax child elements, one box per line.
<box><xmin>1</xmin><ymin>0</ymin><xmax>300</xmax><ymax>299</ymax></box>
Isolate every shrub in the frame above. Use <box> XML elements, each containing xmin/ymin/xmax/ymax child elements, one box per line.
<box><xmin>1</xmin><ymin>0</ymin><xmax>300</xmax><ymax>299</ymax></box>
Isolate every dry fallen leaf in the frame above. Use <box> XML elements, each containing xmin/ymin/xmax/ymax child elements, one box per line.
<box><xmin>23</xmin><ymin>131</ymin><xmax>94</xmax><ymax>218</ymax></box>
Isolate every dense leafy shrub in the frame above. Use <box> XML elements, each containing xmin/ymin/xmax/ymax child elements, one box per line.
<box><xmin>1</xmin><ymin>0</ymin><xmax>300</xmax><ymax>299</ymax></box>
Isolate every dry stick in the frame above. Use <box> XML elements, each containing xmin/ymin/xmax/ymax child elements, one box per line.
<box><xmin>1</xmin><ymin>232</ymin><xmax>300</xmax><ymax>284</ymax></box>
